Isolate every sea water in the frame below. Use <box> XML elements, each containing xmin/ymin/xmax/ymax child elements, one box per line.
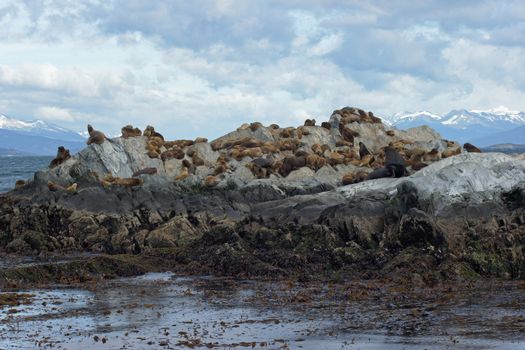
<box><xmin>0</xmin><ymin>156</ymin><xmax>52</xmax><ymax>193</ymax></box>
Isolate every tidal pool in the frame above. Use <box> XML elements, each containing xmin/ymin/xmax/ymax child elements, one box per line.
<box><xmin>1</xmin><ymin>272</ymin><xmax>524</xmax><ymax>349</ymax></box>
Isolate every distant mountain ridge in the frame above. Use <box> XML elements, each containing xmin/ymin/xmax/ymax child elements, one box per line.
<box><xmin>0</xmin><ymin>114</ymin><xmax>85</xmax><ymax>156</ymax></box>
<box><xmin>387</xmin><ymin>107</ymin><xmax>525</xmax><ymax>145</ymax></box>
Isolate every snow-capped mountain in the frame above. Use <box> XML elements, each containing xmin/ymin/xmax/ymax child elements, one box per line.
<box><xmin>0</xmin><ymin>114</ymin><xmax>86</xmax><ymax>155</ymax></box>
<box><xmin>0</xmin><ymin>115</ymin><xmax>85</xmax><ymax>142</ymax></box>
<box><xmin>390</xmin><ymin>107</ymin><xmax>525</xmax><ymax>143</ymax></box>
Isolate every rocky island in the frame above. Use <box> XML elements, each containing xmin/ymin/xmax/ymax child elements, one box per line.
<box><xmin>1</xmin><ymin>106</ymin><xmax>523</xmax><ymax>285</ymax></box>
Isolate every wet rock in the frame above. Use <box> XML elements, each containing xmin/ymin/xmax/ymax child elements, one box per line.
<box><xmin>398</xmin><ymin>209</ymin><xmax>445</xmax><ymax>248</ymax></box>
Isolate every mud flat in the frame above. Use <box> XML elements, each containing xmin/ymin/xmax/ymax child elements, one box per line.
<box><xmin>0</xmin><ymin>272</ymin><xmax>524</xmax><ymax>349</ymax></box>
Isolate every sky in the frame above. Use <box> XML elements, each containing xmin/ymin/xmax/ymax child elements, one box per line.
<box><xmin>1</xmin><ymin>0</ymin><xmax>525</xmax><ymax>139</ymax></box>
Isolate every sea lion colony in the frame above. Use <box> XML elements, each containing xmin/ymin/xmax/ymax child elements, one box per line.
<box><xmin>39</xmin><ymin>107</ymin><xmax>479</xmax><ymax>192</ymax></box>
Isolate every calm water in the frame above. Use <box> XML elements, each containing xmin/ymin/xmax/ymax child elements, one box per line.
<box><xmin>0</xmin><ymin>156</ymin><xmax>52</xmax><ymax>193</ymax></box>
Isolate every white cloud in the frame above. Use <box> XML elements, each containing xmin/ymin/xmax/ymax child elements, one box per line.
<box><xmin>36</xmin><ymin>106</ymin><xmax>77</xmax><ymax>122</ymax></box>
<box><xmin>0</xmin><ymin>0</ymin><xmax>524</xmax><ymax>141</ymax></box>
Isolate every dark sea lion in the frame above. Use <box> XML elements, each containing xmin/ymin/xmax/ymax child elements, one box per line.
<box><xmin>365</xmin><ymin>167</ymin><xmax>392</xmax><ymax>180</ymax></box>
<box><xmin>384</xmin><ymin>146</ymin><xmax>406</xmax><ymax>178</ymax></box>
<box><xmin>358</xmin><ymin>142</ymin><xmax>370</xmax><ymax>159</ymax></box>
<box><xmin>121</xmin><ymin>125</ymin><xmax>142</xmax><ymax>138</ymax></box>
<box><xmin>463</xmin><ymin>142</ymin><xmax>481</xmax><ymax>153</ymax></box>
<box><xmin>279</xmin><ymin>156</ymin><xmax>307</xmax><ymax>177</ymax></box>
<box><xmin>249</xmin><ymin>122</ymin><xmax>263</xmax><ymax>131</ymax></box>
<box><xmin>86</xmin><ymin>124</ymin><xmax>106</xmax><ymax>145</ymax></box>
<box><xmin>321</xmin><ymin>121</ymin><xmax>331</xmax><ymax>130</ymax></box>
<box><xmin>49</xmin><ymin>146</ymin><xmax>71</xmax><ymax>168</ymax></box>
<box><xmin>304</xmin><ymin>119</ymin><xmax>316</xmax><ymax>126</ymax></box>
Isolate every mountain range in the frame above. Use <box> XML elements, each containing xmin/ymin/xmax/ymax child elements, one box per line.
<box><xmin>385</xmin><ymin>106</ymin><xmax>525</xmax><ymax>147</ymax></box>
<box><xmin>1</xmin><ymin>107</ymin><xmax>524</xmax><ymax>155</ymax></box>
<box><xmin>0</xmin><ymin>115</ymin><xmax>85</xmax><ymax>156</ymax></box>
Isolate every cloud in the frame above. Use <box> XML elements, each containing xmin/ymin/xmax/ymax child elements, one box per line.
<box><xmin>0</xmin><ymin>0</ymin><xmax>524</xmax><ymax>139</ymax></box>
<box><xmin>36</xmin><ymin>106</ymin><xmax>77</xmax><ymax>122</ymax></box>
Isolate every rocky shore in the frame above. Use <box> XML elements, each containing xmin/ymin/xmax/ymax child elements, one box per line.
<box><xmin>1</xmin><ymin>107</ymin><xmax>524</xmax><ymax>287</ymax></box>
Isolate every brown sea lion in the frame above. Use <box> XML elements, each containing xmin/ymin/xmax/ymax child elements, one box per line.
<box><xmin>204</xmin><ymin>175</ymin><xmax>219</xmax><ymax>187</ymax></box>
<box><xmin>358</xmin><ymin>142</ymin><xmax>370</xmax><ymax>159</ymax></box>
<box><xmin>342</xmin><ymin>170</ymin><xmax>369</xmax><ymax>185</ymax></box>
<box><xmin>464</xmin><ymin>142</ymin><xmax>481</xmax><ymax>153</ymax></box>
<box><xmin>49</xmin><ymin>146</ymin><xmax>71</xmax><ymax>168</ymax></box>
<box><xmin>132</xmin><ymin>168</ymin><xmax>158</xmax><ymax>177</ymax></box>
<box><xmin>121</xmin><ymin>125</ymin><xmax>142</xmax><ymax>138</ymax></box>
<box><xmin>192</xmin><ymin>154</ymin><xmax>205</xmax><ymax>166</ymax></box>
<box><xmin>15</xmin><ymin>180</ymin><xmax>26</xmax><ymax>189</ymax></box>
<box><xmin>306</xmin><ymin>154</ymin><xmax>326</xmax><ymax>170</ymax></box>
<box><xmin>442</xmin><ymin>147</ymin><xmax>461</xmax><ymax>158</ymax></box>
<box><xmin>143</xmin><ymin>125</ymin><xmax>164</xmax><ymax>140</ymax></box>
<box><xmin>86</xmin><ymin>125</ymin><xmax>106</xmax><ymax>145</ymax></box>
<box><xmin>162</xmin><ymin>148</ymin><xmax>185</xmax><ymax>161</ymax></box>
<box><xmin>47</xmin><ymin>181</ymin><xmax>78</xmax><ymax>193</ymax></box>
<box><xmin>269</xmin><ymin>123</ymin><xmax>280</xmax><ymax>129</ymax></box>
<box><xmin>339</xmin><ymin>124</ymin><xmax>359</xmax><ymax>143</ymax></box>
<box><xmin>386</xmin><ymin>130</ymin><xmax>395</xmax><ymax>137</ymax></box>
<box><xmin>194</xmin><ymin>137</ymin><xmax>208</xmax><ymax>143</ymax></box>
<box><xmin>175</xmin><ymin>167</ymin><xmax>189</xmax><ymax>181</ymax></box>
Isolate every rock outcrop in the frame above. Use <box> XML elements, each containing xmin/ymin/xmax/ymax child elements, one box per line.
<box><xmin>1</xmin><ymin>106</ymin><xmax>524</xmax><ymax>282</ymax></box>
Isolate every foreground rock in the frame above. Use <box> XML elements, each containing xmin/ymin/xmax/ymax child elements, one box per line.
<box><xmin>1</xmin><ymin>107</ymin><xmax>524</xmax><ymax>285</ymax></box>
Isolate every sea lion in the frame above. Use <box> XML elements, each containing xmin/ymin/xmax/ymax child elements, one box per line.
<box><xmin>204</xmin><ymin>175</ymin><xmax>219</xmax><ymax>187</ymax></box>
<box><xmin>121</xmin><ymin>125</ymin><xmax>142</xmax><ymax>138</ymax></box>
<box><xmin>328</xmin><ymin>151</ymin><xmax>345</xmax><ymax>166</ymax></box>
<box><xmin>112</xmin><ymin>177</ymin><xmax>143</xmax><ymax>187</ymax></box>
<box><xmin>49</xmin><ymin>146</ymin><xmax>71</xmax><ymax>168</ymax></box>
<box><xmin>367</xmin><ymin>112</ymin><xmax>382</xmax><ymax>123</ymax></box>
<box><xmin>47</xmin><ymin>181</ymin><xmax>78</xmax><ymax>193</ymax></box>
<box><xmin>194</xmin><ymin>137</ymin><xmax>208</xmax><ymax>143</ymax></box>
<box><xmin>162</xmin><ymin>148</ymin><xmax>185</xmax><ymax>161</ymax></box>
<box><xmin>175</xmin><ymin>167</ymin><xmax>190</xmax><ymax>181</ymax></box>
<box><xmin>241</xmin><ymin>147</ymin><xmax>263</xmax><ymax>159</ymax></box>
<box><xmin>342</xmin><ymin>171</ymin><xmax>369</xmax><ymax>185</ymax></box>
<box><xmin>384</xmin><ymin>146</ymin><xmax>406</xmax><ymax>178</ymax></box>
<box><xmin>358</xmin><ymin>142</ymin><xmax>370</xmax><ymax>159</ymax></box>
<box><xmin>386</xmin><ymin>130</ymin><xmax>395</xmax><ymax>137</ymax></box>
<box><xmin>279</xmin><ymin>127</ymin><xmax>295</xmax><ymax>138</ymax></box>
<box><xmin>269</xmin><ymin>123</ymin><xmax>280</xmax><ymax>129</ymax></box>
<box><xmin>304</xmin><ymin>119</ymin><xmax>316</xmax><ymax>127</ymax></box>
<box><xmin>15</xmin><ymin>180</ymin><xmax>26</xmax><ymax>189</ymax></box>
<box><xmin>66</xmin><ymin>183</ymin><xmax>78</xmax><ymax>193</ymax></box>
<box><xmin>192</xmin><ymin>154</ymin><xmax>205</xmax><ymax>166</ymax></box>
<box><xmin>132</xmin><ymin>168</ymin><xmax>158</xmax><ymax>177</ymax></box>
<box><xmin>442</xmin><ymin>147</ymin><xmax>461</xmax><ymax>158</ymax></box>
<box><xmin>464</xmin><ymin>142</ymin><xmax>481</xmax><ymax>153</ymax></box>
<box><xmin>306</xmin><ymin>154</ymin><xmax>326</xmax><ymax>170</ymax></box>
<box><xmin>143</xmin><ymin>125</ymin><xmax>164</xmax><ymax>140</ymax></box>
<box><xmin>339</xmin><ymin>124</ymin><xmax>360</xmax><ymax>143</ymax></box>
<box><xmin>279</xmin><ymin>156</ymin><xmax>307</xmax><ymax>177</ymax></box>
<box><xmin>365</xmin><ymin>167</ymin><xmax>392</xmax><ymax>180</ymax></box>
<box><xmin>250</xmin><ymin>122</ymin><xmax>263</xmax><ymax>131</ymax></box>
<box><xmin>237</xmin><ymin>123</ymin><xmax>250</xmax><ymax>131</ymax></box>
<box><xmin>86</xmin><ymin>125</ymin><xmax>106</xmax><ymax>145</ymax></box>
<box><xmin>321</xmin><ymin>122</ymin><xmax>331</xmax><ymax>130</ymax></box>
<box><xmin>249</xmin><ymin>158</ymin><xmax>274</xmax><ymax>178</ymax></box>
